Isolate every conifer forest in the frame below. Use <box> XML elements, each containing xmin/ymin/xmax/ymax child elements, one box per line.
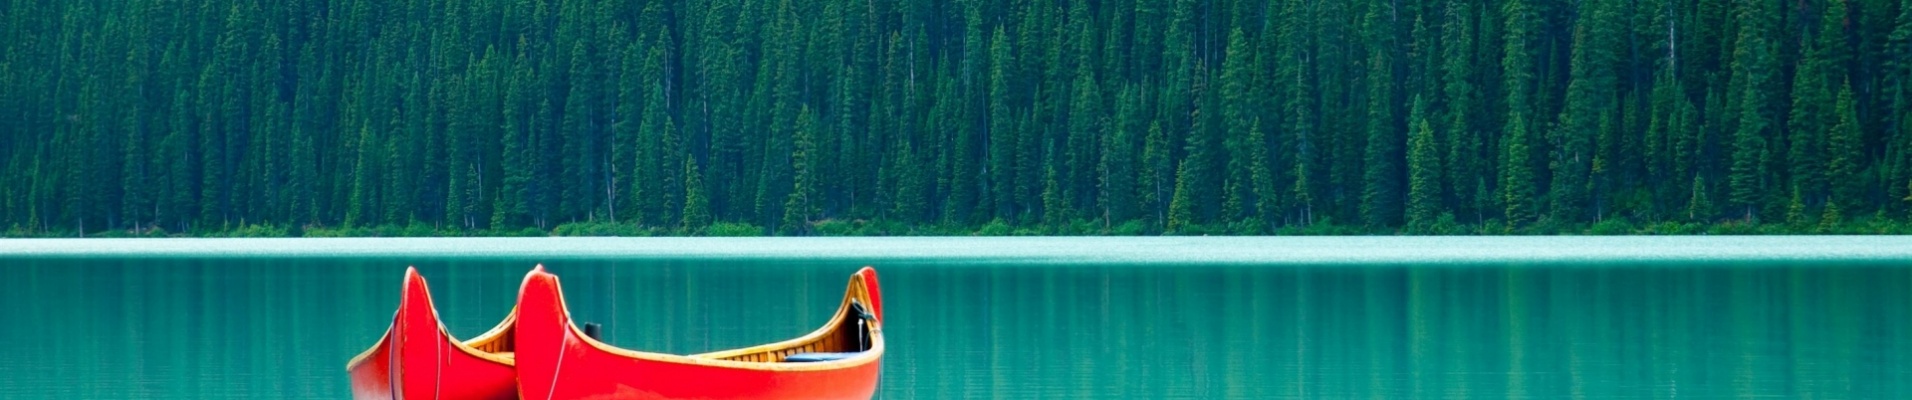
<box><xmin>4</xmin><ymin>0</ymin><xmax>1912</xmax><ymax>236</ymax></box>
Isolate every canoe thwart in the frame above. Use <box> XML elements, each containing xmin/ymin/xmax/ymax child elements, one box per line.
<box><xmin>783</xmin><ymin>352</ymin><xmax>865</xmax><ymax>363</ymax></box>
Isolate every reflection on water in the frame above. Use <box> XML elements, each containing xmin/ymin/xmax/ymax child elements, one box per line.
<box><xmin>1</xmin><ymin>240</ymin><xmax>1909</xmax><ymax>398</ymax></box>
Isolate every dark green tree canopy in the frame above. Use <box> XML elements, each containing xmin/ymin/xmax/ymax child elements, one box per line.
<box><xmin>2</xmin><ymin>0</ymin><xmax>1908</xmax><ymax>236</ymax></box>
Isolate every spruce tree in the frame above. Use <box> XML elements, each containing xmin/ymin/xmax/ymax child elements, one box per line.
<box><xmin>1689</xmin><ymin>175</ymin><xmax>1714</xmax><ymax>221</ymax></box>
<box><xmin>1280</xmin><ymin>0</ymin><xmax>1320</xmax><ymax>226</ymax></box>
<box><xmin>783</xmin><ymin>107</ymin><xmax>820</xmax><ymax>234</ymax></box>
<box><xmin>1249</xmin><ymin>117</ymin><xmax>1279</xmax><ymax>230</ymax></box>
<box><xmin>1167</xmin><ymin>160</ymin><xmax>1196</xmax><ymax>232</ymax></box>
<box><xmin>1503</xmin><ymin>117</ymin><xmax>1539</xmax><ymax>228</ymax></box>
<box><xmin>638</xmin><ymin>43</ymin><xmax>676</xmax><ymax>227</ymax></box>
<box><xmin>1825</xmin><ymin>87</ymin><xmax>1863</xmax><ymax>216</ymax></box>
<box><xmin>1407</xmin><ymin>96</ymin><xmax>1442</xmax><ymax>229</ymax></box>
<box><xmin>613</xmin><ymin>42</ymin><xmax>645</xmax><ymax>224</ymax></box>
<box><xmin>1886</xmin><ymin>0</ymin><xmax>1912</xmax><ymax>210</ymax></box>
<box><xmin>493</xmin><ymin>66</ymin><xmax>535</xmax><ymax>229</ymax></box>
<box><xmin>682</xmin><ymin>158</ymin><xmax>712</xmax><ymax>231</ymax></box>
<box><xmin>1727</xmin><ymin>0</ymin><xmax>1778</xmax><ymax>221</ymax></box>
<box><xmin>1501</xmin><ymin>0</ymin><xmax>1541</xmax><ymax>228</ymax></box>
<box><xmin>1441</xmin><ymin>0</ymin><xmax>1479</xmax><ymax>221</ymax></box>
<box><xmin>1360</xmin><ymin>3</ymin><xmax>1403</xmax><ymax>228</ymax></box>
<box><xmin>987</xmin><ymin>27</ymin><xmax>1018</xmax><ymax>221</ymax></box>
<box><xmin>1103</xmin><ymin>86</ymin><xmax>1141</xmax><ymax>224</ymax></box>
<box><xmin>122</xmin><ymin>102</ymin><xmax>153</xmax><ymax>232</ymax></box>
<box><xmin>1552</xmin><ymin>0</ymin><xmax>1621</xmax><ymax>222</ymax></box>
<box><xmin>1141</xmin><ymin>120</ymin><xmax>1172</xmax><ymax>224</ymax></box>
<box><xmin>1787</xmin><ymin>38</ymin><xmax>1831</xmax><ymax>210</ymax></box>
<box><xmin>1220</xmin><ymin>28</ymin><xmax>1256</xmax><ymax>221</ymax></box>
<box><xmin>346</xmin><ymin>126</ymin><xmax>379</xmax><ymax>228</ymax></box>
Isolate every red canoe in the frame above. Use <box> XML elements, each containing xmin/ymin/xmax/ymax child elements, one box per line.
<box><xmin>346</xmin><ymin>267</ymin><xmax>519</xmax><ymax>400</ymax></box>
<box><xmin>515</xmin><ymin>265</ymin><xmax>887</xmax><ymax>400</ymax></box>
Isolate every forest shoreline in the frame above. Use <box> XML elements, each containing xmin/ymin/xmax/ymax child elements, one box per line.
<box><xmin>9</xmin><ymin>215</ymin><xmax>1910</xmax><ymax>238</ymax></box>
<box><xmin>8</xmin><ymin>0</ymin><xmax>1912</xmax><ymax>240</ymax></box>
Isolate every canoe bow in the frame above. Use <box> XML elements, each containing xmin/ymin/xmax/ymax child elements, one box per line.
<box><xmin>345</xmin><ymin>267</ymin><xmax>519</xmax><ymax>400</ymax></box>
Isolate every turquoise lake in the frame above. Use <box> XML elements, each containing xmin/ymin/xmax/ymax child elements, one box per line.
<box><xmin>2</xmin><ymin>237</ymin><xmax>1910</xmax><ymax>398</ymax></box>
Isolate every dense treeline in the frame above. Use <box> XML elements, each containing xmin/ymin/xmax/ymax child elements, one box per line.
<box><xmin>3</xmin><ymin>0</ymin><xmax>1912</xmax><ymax>236</ymax></box>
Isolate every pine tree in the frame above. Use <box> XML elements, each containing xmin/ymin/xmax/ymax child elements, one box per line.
<box><xmin>1360</xmin><ymin>2</ymin><xmax>1403</xmax><ymax>228</ymax></box>
<box><xmin>122</xmin><ymin>98</ymin><xmax>153</xmax><ymax>232</ymax></box>
<box><xmin>1885</xmin><ymin>0</ymin><xmax>1912</xmax><ymax>211</ymax></box>
<box><xmin>345</xmin><ymin>126</ymin><xmax>379</xmax><ymax>227</ymax></box>
<box><xmin>1825</xmin><ymin>87</ymin><xmax>1863</xmax><ymax>215</ymax></box>
<box><xmin>1181</xmin><ymin>67</ymin><xmax>1221</xmax><ymax>224</ymax></box>
<box><xmin>1279</xmin><ymin>0</ymin><xmax>1320</xmax><ymax>226</ymax></box>
<box><xmin>1689</xmin><ymin>175</ymin><xmax>1714</xmax><ymax>221</ymax></box>
<box><xmin>1220</xmin><ymin>28</ymin><xmax>1256</xmax><ymax>221</ymax></box>
<box><xmin>637</xmin><ymin>42</ymin><xmax>676</xmax><ymax>227</ymax></box>
<box><xmin>1645</xmin><ymin>70</ymin><xmax>1678</xmax><ymax>215</ymax></box>
<box><xmin>1065</xmin><ymin>20</ymin><xmax>1103</xmax><ymax>215</ymax></box>
<box><xmin>559</xmin><ymin>42</ymin><xmax>602</xmax><ymax>222</ymax></box>
<box><xmin>1727</xmin><ymin>0</ymin><xmax>1777</xmax><ymax>221</ymax></box>
<box><xmin>1102</xmin><ymin>86</ymin><xmax>1141</xmax><ymax>224</ymax></box>
<box><xmin>1786</xmin><ymin>185</ymin><xmax>1810</xmax><ymax>226</ymax></box>
<box><xmin>1249</xmin><ymin>117</ymin><xmax>1278</xmax><ymax>229</ymax></box>
<box><xmin>1407</xmin><ymin>96</ymin><xmax>1442</xmax><ymax>229</ymax></box>
<box><xmin>987</xmin><ymin>27</ymin><xmax>1018</xmax><ymax>221</ymax></box>
<box><xmin>1167</xmin><ymin>159</ymin><xmax>1196</xmax><ymax>232</ymax></box>
<box><xmin>613</xmin><ymin>42</ymin><xmax>645</xmax><ymax>224</ymax></box>
<box><xmin>1787</xmin><ymin>32</ymin><xmax>1831</xmax><ymax>210</ymax></box>
<box><xmin>1441</xmin><ymin>0</ymin><xmax>1479</xmax><ymax>221</ymax></box>
<box><xmin>161</xmin><ymin>86</ymin><xmax>199</xmax><ymax>231</ymax></box>
<box><xmin>1501</xmin><ymin>0</ymin><xmax>1540</xmax><ymax>228</ymax></box>
<box><xmin>1674</xmin><ymin>91</ymin><xmax>1706</xmax><ymax>210</ymax></box>
<box><xmin>1141</xmin><ymin>120</ymin><xmax>1172</xmax><ymax>224</ymax></box>
<box><xmin>682</xmin><ymin>158</ymin><xmax>712</xmax><ymax>231</ymax></box>
<box><xmin>1503</xmin><ymin>116</ymin><xmax>1539</xmax><ymax>228</ymax></box>
<box><xmin>1551</xmin><ymin>0</ymin><xmax>1621</xmax><ymax>222</ymax></box>
<box><xmin>782</xmin><ymin>107</ymin><xmax>820</xmax><ymax>234</ymax></box>
<box><xmin>493</xmin><ymin>66</ymin><xmax>534</xmax><ymax>229</ymax></box>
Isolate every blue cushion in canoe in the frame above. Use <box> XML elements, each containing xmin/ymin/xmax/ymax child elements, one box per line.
<box><xmin>784</xmin><ymin>352</ymin><xmax>861</xmax><ymax>363</ymax></box>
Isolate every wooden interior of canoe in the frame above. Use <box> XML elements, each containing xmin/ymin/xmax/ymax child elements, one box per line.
<box><xmin>459</xmin><ymin>309</ymin><xmax>518</xmax><ymax>362</ymax></box>
<box><xmin>687</xmin><ymin>275</ymin><xmax>881</xmax><ymax>364</ymax></box>
<box><xmin>702</xmin><ymin>307</ymin><xmax>873</xmax><ymax>363</ymax></box>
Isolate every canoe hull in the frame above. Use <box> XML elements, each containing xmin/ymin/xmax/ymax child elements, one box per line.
<box><xmin>346</xmin><ymin>268</ymin><xmax>518</xmax><ymax>400</ymax></box>
<box><xmin>516</xmin><ymin>267</ymin><xmax>883</xmax><ymax>400</ymax></box>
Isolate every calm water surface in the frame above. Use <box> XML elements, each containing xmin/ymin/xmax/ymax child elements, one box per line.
<box><xmin>1</xmin><ymin>237</ymin><xmax>1910</xmax><ymax>398</ymax></box>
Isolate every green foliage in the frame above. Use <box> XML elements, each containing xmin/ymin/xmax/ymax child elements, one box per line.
<box><xmin>1167</xmin><ymin>160</ymin><xmax>1197</xmax><ymax>232</ymax></box>
<box><xmin>1406</xmin><ymin>97</ymin><xmax>1442</xmax><ymax>228</ymax></box>
<box><xmin>1826</xmin><ymin>88</ymin><xmax>1865</xmax><ymax>212</ymax></box>
<box><xmin>704</xmin><ymin>222</ymin><xmax>766</xmax><ymax>237</ymax></box>
<box><xmin>975</xmin><ymin>219</ymin><xmax>1016</xmax><ymax>236</ymax></box>
<box><xmin>1686</xmin><ymin>174</ymin><xmax>1715</xmax><ymax>222</ymax></box>
<box><xmin>1727</xmin><ymin>0</ymin><xmax>1779</xmax><ymax>221</ymax></box>
<box><xmin>1588</xmin><ymin>218</ymin><xmax>1638</xmax><ymax>235</ymax></box>
<box><xmin>1109</xmin><ymin>220</ymin><xmax>1151</xmax><ymax>236</ymax></box>
<box><xmin>1</xmin><ymin>0</ymin><xmax>1906</xmax><ymax>237</ymax></box>
<box><xmin>812</xmin><ymin>219</ymin><xmax>857</xmax><ymax>236</ymax></box>
<box><xmin>220</xmin><ymin>224</ymin><xmax>291</xmax><ymax>238</ymax></box>
<box><xmin>554</xmin><ymin>221</ymin><xmax>653</xmax><ymax>237</ymax></box>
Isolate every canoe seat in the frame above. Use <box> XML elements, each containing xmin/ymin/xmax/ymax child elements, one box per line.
<box><xmin>784</xmin><ymin>352</ymin><xmax>861</xmax><ymax>363</ymax></box>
